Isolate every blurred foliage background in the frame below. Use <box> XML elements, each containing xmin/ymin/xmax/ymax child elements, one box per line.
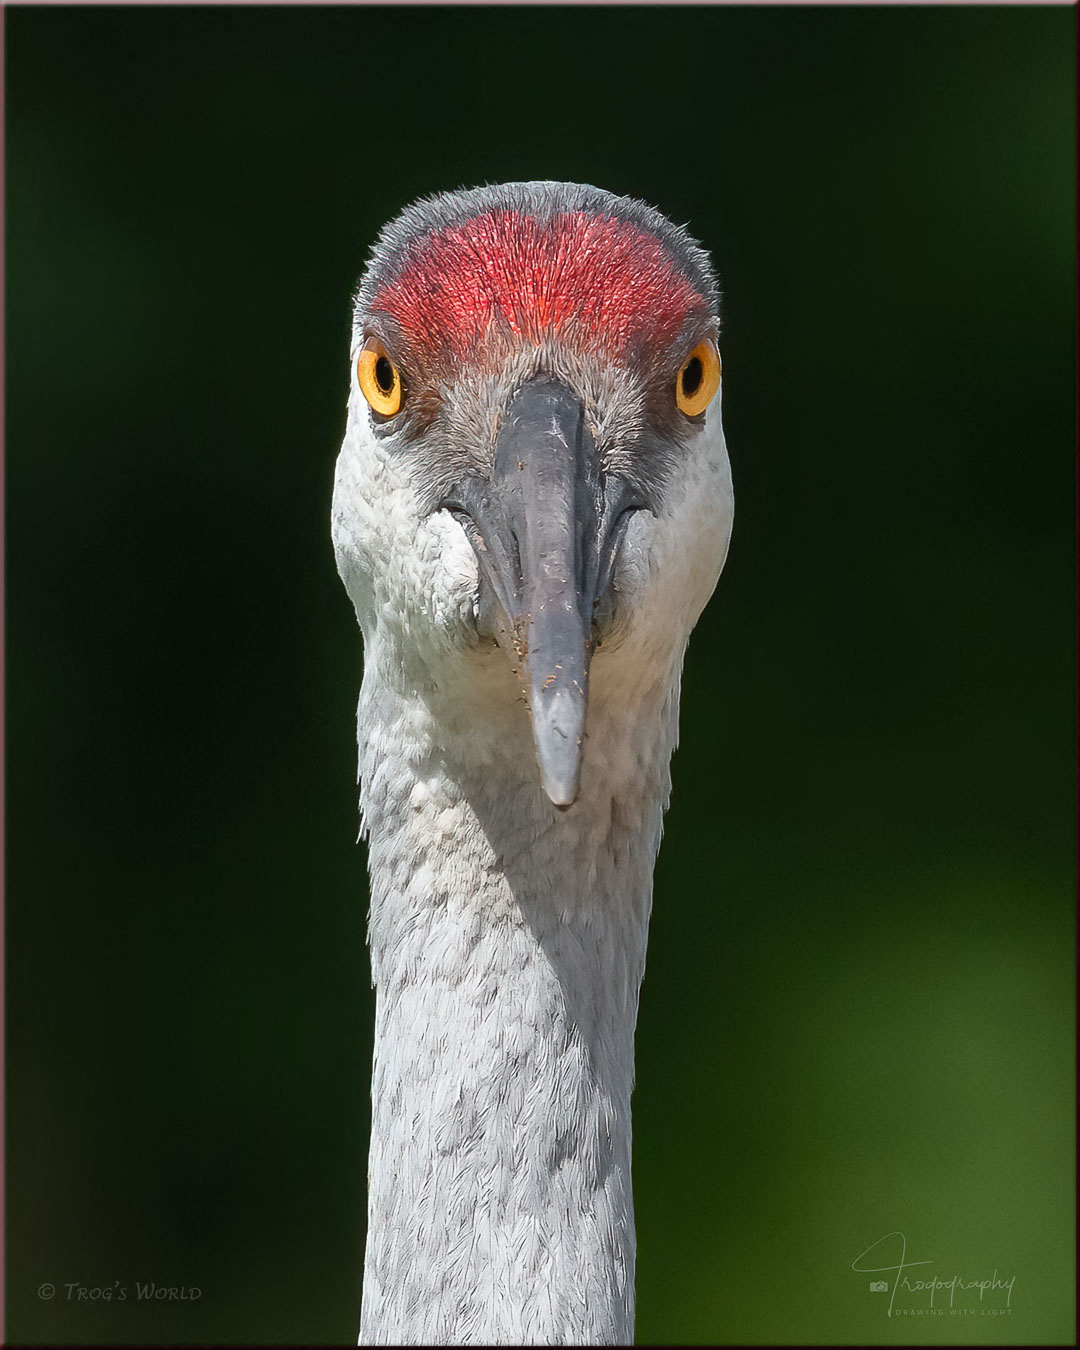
<box><xmin>6</xmin><ymin>5</ymin><xmax>1074</xmax><ymax>1346</ymax></box>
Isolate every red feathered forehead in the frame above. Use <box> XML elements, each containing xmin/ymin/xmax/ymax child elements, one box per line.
<box><xmin>371</xmin><ymin>209</ymin><xmax>707</xmax><ymax>361</ymax></box>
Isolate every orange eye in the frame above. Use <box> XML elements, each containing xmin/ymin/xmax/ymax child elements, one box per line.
<box><xmin>675</xmin><ymin>339</ymin><xmax>721</xmax><ymax>417</ymax></box>
<box><xmin>357</xmin><ymin>338</ymin><xmax>404</xmax><ymax>417</ymax></box>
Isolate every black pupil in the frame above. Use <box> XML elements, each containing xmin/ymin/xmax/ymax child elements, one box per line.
<box><xmin>681</xmin><ymin>356</ymin><xmax>704</xmax><ymax>398</ymax></box>
<box><xmin>374</xmin><ymin>355</ymin><xmax>395</xmax><ymax>394</ymax></box>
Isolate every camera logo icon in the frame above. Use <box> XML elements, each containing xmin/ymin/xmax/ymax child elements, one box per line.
<box><xmin>869</xmin><ymin>1280</ymin><xmax>889</xmax><ymax>1292</ymax></box>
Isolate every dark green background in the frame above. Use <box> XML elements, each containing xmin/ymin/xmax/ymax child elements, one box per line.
<box><xmin>6</xmin><ymin>5</ymin><xmax>1074</xmax><ymax>1345</ymax></box>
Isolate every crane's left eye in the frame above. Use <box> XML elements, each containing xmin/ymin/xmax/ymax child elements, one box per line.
<box><xmin>357</xmin><ymin>338</ymin><xmax>404</xmax><ymax>417</ymax></box>
<box><xmin>675</xmin><ymin>339</ymin><xmax>721</xmax><ymax>417</ymax></box>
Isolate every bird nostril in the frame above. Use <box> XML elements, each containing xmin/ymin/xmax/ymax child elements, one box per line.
<box><xmin>443</xmin><ymin>504</ymin><xmax>515</xmax><ymax>642</ymax></box>
<box><xmin>447</xmin><ymin>506</ymin><xmax>482</xmax><ymax>551</ymax></box>
<box><xmin>593</xmin><ymin>503</ymin><xmax>642</xmax><ymax>647</ymax></box>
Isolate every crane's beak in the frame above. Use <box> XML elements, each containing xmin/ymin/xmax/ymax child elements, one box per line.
<box><xmin>442</xmin><ymin>376</ymin><xmax>641</xmax><ymax>808</ymax></box>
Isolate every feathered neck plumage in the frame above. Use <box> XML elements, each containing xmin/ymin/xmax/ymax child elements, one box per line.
<box><xmin>356</xmin><ymin>629</ymin><xmax>683</xmax><ymax>1346</ymax></box>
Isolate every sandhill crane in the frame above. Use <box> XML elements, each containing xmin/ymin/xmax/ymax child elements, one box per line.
<box><xmin>332</xmin><ymin>181</ymin><xmax>734</xmax><ymax>1346</ymax></box>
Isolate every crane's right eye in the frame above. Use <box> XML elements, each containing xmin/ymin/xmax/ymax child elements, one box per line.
<box><xmin>357</xmin><ymin>338</ymin><xmax>404</xmax><ymax>417</ymax></box>
<box><xmin>675</xmin><ymin>339</ymin><xmax>721</xmax><ymax>417</ymax></box>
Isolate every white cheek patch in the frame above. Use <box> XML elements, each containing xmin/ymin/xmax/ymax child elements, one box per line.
<box><xmin>426</xmin><ymin>509</ymin><xmax>480</xmax><ymax>627</ymax></box>
<box><xmin>432</xmin><ymin>510</ymin><xmax>478</xmax><ymax>589</ymax></box>
<box><xmin>607</xmin><ymin>414</ymin><xmax>733</xmax><ymax>654</ymax></box>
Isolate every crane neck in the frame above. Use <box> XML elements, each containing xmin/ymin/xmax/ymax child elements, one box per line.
<box><xmin>356</xmin><ymin>635</ymin><xmax>683</xmax><ymax>1346</ymax></box>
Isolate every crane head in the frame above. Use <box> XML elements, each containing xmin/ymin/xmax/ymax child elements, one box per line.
<box><xmin>333</xmin><ymin>182</ymin><xmax>733</xmax><ymax>808</ymax></box>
